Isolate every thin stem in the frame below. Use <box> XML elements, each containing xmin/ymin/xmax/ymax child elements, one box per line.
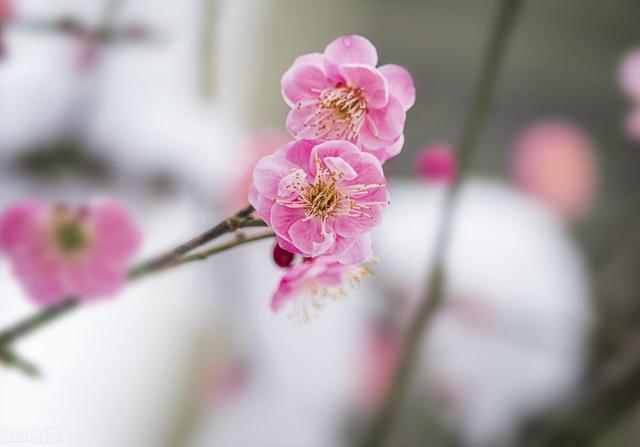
<box><xmin>362</xmin><ymin>1</ymin><xmax>524</xmax><ymax>445</ymax></box>
<box><xmin>128</xmin><ymin>205</ymin><xmax>256</xmax><ymax>278</ymax></box>
<box><xmin>0</xmin><ymin>349</ymin><xmax>41</xmax><ymax>377</ymax></box>
<box><xmin>174</xmin><ymin>231</ymin><xmax>275</xmax><ymax>267</ymax></box>
<box><xmin>0</xmin><ymin>206</ymin><xmax>264</xmax><ymax>356</ymax></box>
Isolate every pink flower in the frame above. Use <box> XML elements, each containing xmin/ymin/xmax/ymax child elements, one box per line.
<box><xmin>414</xmin><ymin>143</ymin><xmax>457</xmax><ymax>183</ymax></box>
<box><xmin>511</xmin><ymin>120</ymin><xmax>597</xmax><ymax>220</ymax></box>
<box><xmin>619</xmin><ymin>49</ymin><xmax>640</xmax><ymax>101</ymax></box>
<box><xmin>619</xmin><ymin>49</ymin><xmax>640</xmax><ymax>141</ymax></box>
<box><xmin>0</xmin><ymin>199</ymin><xmax>142</xmax><ymax>307</ymax></box>
<box><xmin>0</xmin><ymin>0</ymin><xmax>13</xmax><ymax>23</ymax></box>
<box><xmin>0</xmin><ymin>0</ymin><xmax>12</xmax><ymax>59</ymax></box>
<box><xmin>281</xmin><ymin>35</ymin><xmax>415</xmax><ymax>163</ymax></box>
<box><xmin>249</xmin><ymin>139</ymin><xmax>388</xmax><ymax>263</ymax></box>
<box><xmin>271</xmin><ymin>257</ymin><xmax>372</xmax><ymax>321</ymax></box>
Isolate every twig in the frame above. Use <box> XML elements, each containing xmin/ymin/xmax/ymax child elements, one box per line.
<box><xmin>362</xmin><ymin>1</ymin><xmax>525</xmax><ymax>445</ymax></box>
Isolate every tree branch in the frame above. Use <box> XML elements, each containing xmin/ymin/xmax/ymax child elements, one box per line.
<box><xmin>362</xmin><ymin>0</ymin><xmax>525</xmax><ymax>445</ymax></box>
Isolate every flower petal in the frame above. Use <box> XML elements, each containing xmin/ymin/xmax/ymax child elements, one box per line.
<box><xmin>288</xmin><ymin>218</ymin><xmax>333</xmax><ymax>256</ymax></box>
<box><xmin>270</xmin><ymin>203</ymin><xmax>305</xmax><ymax>245</ymax></box>
<box><xmin>331</xmin><ymin>233</ymin><xmax>373</xmax><ymax>264</ymax></box>
<box><xmin>323</xmin><ymin>156</ymin><xmax>357</xmax><ymax>180</ymax></box>
<box><xmin>252</xmin><ymin>149</ymin><xmax>295</xmax><ymax>198</ymax></box>
<box><xmin>281</xmin><ymin>53</ymin><xmax>331</xmax><ymax>107</ymax></box>
<box><xmin>324</xmin><ymin>35</ymin><xmax>378</xmax><ymax>67</ymax></box>
<box><xmin>339</xmin><ymin>64</ymin><xmax>388</xmax><ymax>108</ymax></box>
<box><xmin>359</xmin><ymin>96</ymin><xmax>406</xmax><ymax>149</ymax></box>
<box><xmin>378</xmin><ymin>64</ymin><xmax>416</xmax><ymax>110</ymax></box>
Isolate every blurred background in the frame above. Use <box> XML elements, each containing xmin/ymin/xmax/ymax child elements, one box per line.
<box><xmin>0</xmin><ymin>0</ymin><xmax>639</xmax><ymax>446</ymax></box>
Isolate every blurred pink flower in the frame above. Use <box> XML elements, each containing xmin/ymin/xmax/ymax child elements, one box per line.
<box><xmin>360</xmin><ymin>321</ymin><xmax>401</xmax><ymax>410</ymax></box>
<box><xmin>414</xmin><ymin>143</ymin><xmax>457</xmax><ymax>183</ymax></box>
<box><xmin>249</xmin><ymin>139</ymin><xmax>387</xmax><ymax>263</ymax></box>
<box><xmin>281</xmin><ymin>35</ymin><xmax>415</xmax><ymax>163</ymax></box>
<box><xmin>619</xmin><ymin>49</ymin><xmax>640</xmax><ymax>141</ymax></box>
<box><xmin>72</xmin><ymin>29</ymin><xmax>101</xmax><ymax>73</ymax></box>
<box><xmin>228</xmin><ymin>131</ymin><xmax>290</xmax><ymax>212</ymax></box>
<box><xmin>0</xmin><ymin>199</ymin><xmax>142</xmax><ymax>306</ymax></box>
<box><xmin>511</xmin><ymin>120</ymin><xmax>597</xmax><ymax>220</ymax></box>
<box><xmin>0</xmin><ymin>0</ymin><xmax>12</xmax><ymax>22</ymax></box>
<box><xmin>619</xmin><ymin>49</ymin><xmax>640</xmax><ymax>101</ymax></box>
<box><xmin>0</xmin><ymin>0</ymin><xmax>13</xmax><ymax>59</ymax></box>
<box><xmin>271</xmin><ymin>256</ymin><xmax>372</xmax><ymax>321</ymax></box>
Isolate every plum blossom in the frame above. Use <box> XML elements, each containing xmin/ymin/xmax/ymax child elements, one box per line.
<box><xmin>511</xmin><ymin>120</ymin><xmax>597</xmax><ymax>220</ymax></box>
<box><xmin>0</xmin><ymin>199</ymin><xmax>142</xmax><ymax>307</ymax></box>
<box><xmin>281</xmin><ymin>35</ymin><xmax>415</xmax><ymax>162</ymax></box>
<box><xmin>271</xmin><ymin>256</ymin><xmax>372</xmax><ymax>321</ymax></box>
<box><xmin>249</xmin><ymin>139</ymin><xmax>388</xmax><ymax>263</ymax></box>
<box><xmin>414</xmin><ymin>143</ymin><xmax>457</xmax><ymax>183</ymax></box>
<box><xmin>619</xmin><ymin>49</ymin><xmax>640</xmax><ymax>141</ymax></box>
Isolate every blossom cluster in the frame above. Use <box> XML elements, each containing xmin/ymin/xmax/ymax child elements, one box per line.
<box><xmin>250</xmin><ymin>35</ymin><xmax>415</xmax><ymax>319</ymax></box>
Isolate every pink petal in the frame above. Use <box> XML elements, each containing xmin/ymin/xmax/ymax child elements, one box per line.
<box><xmin>283</xmin><ymin>139</ymin><xmax>316</xmax><ymax>173</ymax></box>
<box><xmin>378</xmin><ymin>64</ymin><xmax>416</xmax><ymax>111</ymax></box>
<box><xmin>324</xmin><ymin>35</ymin><xmax>378</xmax><ymax>67</ymax></box>
<box><xmin>359</xmin><ymin>96</ymin><xmax>406</xmax><ymax>149</ymax></box>
<box><xmin>288</xmin><ymin>218</ymin><xmax>333</xmax><ymax>256</ymax></box>
<box><xmin>331</xmin><ymin>233</ymin><xmax>373</xmax><ymax>265</ymax></box>
<box><xmin>286</xmin><ymin>105</ymin><xmax>319</xmax><ymax>140</ymax></box>
<box><xmin>270</xmin><ymin>203</ymin><xmax>305</xmax><ymax>246</ymax></box>
<box><xmin>281</xmin><ymin>53</ymin><xmax>331</xmax><ymax>107</ymax></box>
<box><xmin>339</xmin><ymin>64</ymin><xmax>388</xmax><ymax>108</ymax></box>
<box><xmin>309</xmin><ymin>140</ymin><xmax>360</xmax><ymax>175</ymax></box>
<box><xmin>252</xmin><ymin>150</ymin><xmax>295</xmax><ymax>198</ymax></box>
<box><xmin>334</xmin><ymin>205</ymin><xmax>384</xmax><ymax>238</ymax></box>
<box><xmin>323</xmin><ymin>156</ymin><xmax>357</xmax><ymax>180</ymax></box>
<box><xmin>88</xmin><ymin>199</ymin><xmax>142</xmax><ymax>262</ymax></box>
<box><xmin>278</xmin><ymin>168</ymin><xmax>308</xmax><ymax>197</ymax></box>
<box><xmin>249</xmin><ymin>186</ymin><xmax>274</xmax><ymax>224</ymax></box>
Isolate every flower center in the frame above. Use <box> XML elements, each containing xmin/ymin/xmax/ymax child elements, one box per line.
<box><xmin>303</xmin><ymin>176</ymin><xmax>342</xmax><ymax>220</ymax></box>
<box><xmin>52</xmin><ymin>207</ymin><xmax>91</xmax><ymax>257</ymax></box>
<box><xmin>301</xmin><ymin>85</ymin><xmax>367</xmax><ymax>141</ymax></box>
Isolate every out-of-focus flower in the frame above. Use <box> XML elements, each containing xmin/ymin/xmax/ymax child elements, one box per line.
<box><xmin>72</xmin><ymin>29</ymin><xmax>101</xmax><ymax>73</ymax></box>
<box><xmin>0</xmin><ymin>0</ymin><xmax>12</xmax><ymax>21</ymax></box>
<box><xmin>0</xmin><ymin>199</ymin><xmax>141</xmax><ymax>306</ymax></box>
<box><xmin>281</xmin><ymin>35</ymin><xmax>415</xmax><ymax>162</ymax></box>
<box><xmin>271</xmin><ymin>256</ymin><xmax>372</xmax><ymax>321</ymax></box>
<box><xmin>249</xmin><ymin>139</ymin><xmax>388</xmax><ymax>263</ymax></box>
<box><xmin>272</xmin><ymin>242</ymin><xmax>295</xmax><ymax>268</ymax></box>
<box><xmin>0</xmin><ymin>0</ymin><xmax>13</xmax><ymax>59</ymax></box>
<box><xmin>618</xmin><ymin>49</ymin><xmax>640</xmax><ymax>141</ymax></box>
<box><xmin>229</xmin><ymin>131</ymin><xmax>290</xmax><ymax>211</ymax></box>
<box><xmin>359</xmin><ymin>320</ymin><xmax>401</xmax><ymax>410</ymax></box>
<box><xmin>414</xmin><ymin>143</ymin><xmax>457</xmax><ymax>183</ymax></box>
<box><xmin>511</xmin><ymin>120</ymin><xmax>597</xmax><ymax>220</ymax></box>
<box><xmin>619</xmin><ymin>49</ymin><xmax>640</xmax><ymax>101</ymax></box>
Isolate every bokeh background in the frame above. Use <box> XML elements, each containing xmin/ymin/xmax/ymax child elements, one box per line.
<box><xmin>0</xmin><ymin>0</ymin><xmax>639</xmax><ymax>446</ymax></box>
